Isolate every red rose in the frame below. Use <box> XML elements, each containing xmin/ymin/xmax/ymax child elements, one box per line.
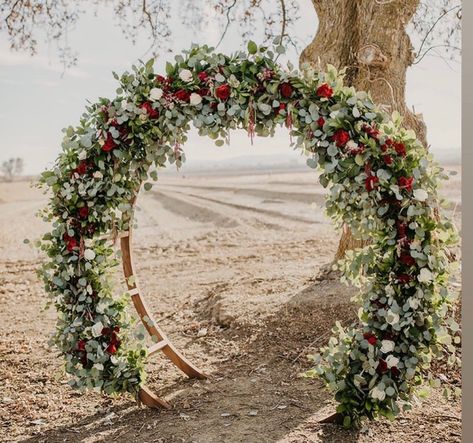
<box><xmin>275</xmin><ymin>103</ymin><xmax>286</xmax><ymax>116</ymax></box>
<box><xmin>398</xmin><ymin>176</ymin><xmax>414</xmax><ymax>192</ymax></box>
<box><xmin>63</xmin><ymin>233</ymin><xmax>77</xmax><ymax>252</ymax></box>
<box><xmin>365</xmin><ymin>175</ymin><xmax>379</xmax><ymax>192</ymax></box>
<box><xmin>101</xmin><ymin>327</ymin><xmax>111</xmax><ymax>336</ymax></box>
<box><xmin>215</xmin><ymin>84</ymin><xmax>231</xmax><ymax>101</ymax></box>
<box><xmin>400</xmin><ymin>252</ymin><xmax>415</xmax><ymax>267</ymax></box>
<box><xmin>316</xmin><ymin>83</ymin><xmax>333</xmax><ymax>98</ymax></box>
<box><xmin>198</xmin><ymin>71</ymin><xmax>209</xmax><ymax>82</ymax></box>
<box><xmin>376</xmin><ymin>359</ymin><xmax>388</xmax><ymax>374</ymax></box>
<box><xmin>156</xmin><ymin>74</ymin><xmax>166</xmax><ymax>84</ymax></box>
<box><xmin>279</xmin><ymin>82</ymin><xmax>293</xmax><ymax>98</ymax></box>
<box><xmin>394</xmin><ymin>141</ymin><xmax>407</xmax><ymax>157</ymax></box>
<box><xmin>332</xmin><ymin>129</ymin><xmax>350</xmax><ymax>147</ymax></box>
<box><xmin>77</xmin><ymin>340</ymin><xmax>86</xmax><ymax>351</ymax></box>
<box><xmin>383</xmin><ymin>155</ymin><xmax>393</xmax><ymax>166</ymax></box>
<box><xmin>174</xmin><ymin>89</ymin><xmax>191</xmax><ymax>102</ymax></box>
<box><xmin>317</xmin><ymin>117</ymin><xmax>325</xmax><ymax>128</ymax></box>
<box><xmin>363</xmin><ymin>332</ymin><xmax>377</xmax><ymax>346</ymax></box>
<box><xmin>102</xmin><ymin>133</ymin><xmax>116</xmax><ymax>152</ymax></box>
<box><xmin>140</xmin><ymin>101</ymin><xmax>159</xmax><ymax>118</ymax></box>
<box><xmin>106</xmin><ymin>343</ymin><xmax>117</xmax><ymax>354</ymax></box>
<box><xmin>397</xmin><ymin>273</ymin><xmax>412</xmax><ymax>284</ymax></box>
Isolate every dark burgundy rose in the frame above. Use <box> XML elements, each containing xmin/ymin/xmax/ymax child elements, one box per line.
<box><xmin>102</xmin><ymin>133</ymin><xmax>116</xmax><ymax>152</ymax></box>
<box><xmin>365</xmin><ymin>175</ymin><xmax>379</xmax><ymax>192</ymax></box>
<box><xmin>210</xmin><ymin>102</ymin><xmax>218</xmax><ymax>110</ymax></box>
<box><xmin>77</xmin><ymin>340</ymin><xmax>86</xmax><ymax>351</ymax></box>
<box><xmin>279</xmin><ymin>82</ymin><xmax>293</xmax><ymax>98</ymax></box>
<box><xmin>198</xmin><ymin>71</ymin><xmax>209</xmax><ymax>82</ymax></box>
<box><xmin>394</xmin><ymin>141</ymin><xmax>407</xmax><ymax>157</ymax></box>
<box><xmin>101</xmin><ymin>327</ymin><xmax>111</xmax><ymax>336</ymax></box>
<box><xmin>140</xmin><ymin>101</ymin><xmax>159</xmax><ymax>118</ymax></box>
<box><xmin>397</xmin><ymin>273</ymin><xmax>413</xmax><ymax>284</ymax></box>
<box><xmin>400</xmin><ymin>252</ymin><xmax>416</xmax><ymax>267</ymax></box>
<box><xmin>332</xmin><ymin>129</ymin><xmax>350</xmax><ymax>147</ymax></box>
<box><xmin>397</xmin><ymin>221</ymin><xmax>408</xmax><ymax>239</ymax></box>
<box><xmin>317</xmin><ymin>116</ymin><xmax>325</xmax><ymax>128</ymax></box>
<box><xmin>383</xmin><ymin>155</ymin><xmax>393</xmax><ymax>166</ymax></box>
<box><xmin>376</xmin><ymin>359</ymin><xmax>388</xmax><ymax>374</ymax></box>
<box><xmin>215</xmin><ymin>84</ymin><xmax>231</xmax><ymax>101</ymax></box>
<box><xmin>316</xmin><ymin>83</ymin><xmax>333</xmax><ymax>98</ymax></box>
<box><xmin>363</xmin><ymin>332</ymin><xmax>377</xmax><ymax>346</ymax></box>
<box><xmin>78</xmin><ymin>206</ymin><xmax>89</xmax><ymax>219</ymax></box>
<box><xmin>75</xmin><ymin>160</ymin><xmax>88</xmax><ymax>175</ymax></box>
<box><xmin>156</xmin><ymin>74</ymin><xmax>166</xmax><ymax>84</ymax></box>
<box><xmin>198</xmin><ymin>88</ymin><xmax>210</xmax><ymax>97</ymax></box>
<box><xmin>398</xmin><ymin>176</ymin><xmax>414</xmax><ymax>192</ymax></box>
<box><xmin>383</xmin><ymin>331</ymin><xmax>397</xmax><ymax>341</ymax></box>
<box><xmin>174</xmin><ymin>89</ymin><xmax>191</xmax><ymax>102</ymax></box>
<box><xmin>391</xmin><ymin>366</ymin><xmax>400</xmax><ymax>377</ymax></box>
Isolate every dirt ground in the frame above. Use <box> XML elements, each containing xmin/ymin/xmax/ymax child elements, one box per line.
<box><xmin>0</xmin><ymin>166</ymin><xmax>462</xmax><ymax>443</ymax></box>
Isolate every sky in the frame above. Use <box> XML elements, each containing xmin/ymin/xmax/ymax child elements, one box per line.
<box><xmin>0</xmin><ymin>1</ymin><xmax>461</xmax><ymax>175</ymax></box>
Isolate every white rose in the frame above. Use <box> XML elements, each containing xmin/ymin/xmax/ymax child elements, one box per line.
<box><xmin>408</xmin><ymin>297</ymin><xmax>420</xmax><ymax>309</ymax></box>
<box><xmin>93</xmin><ymin>171</ymin><xmax>103</xmax><ymax>179</ymax></box>
<box><xmin>179</xmin><ymin>69</ymin><xmax>193</xmax><ymax>82</ymax></box>
<box><xmin>93</xmin><ymin>363</ymin><xmax>104</xmax><ymax>371</ymax></box>
<box><xmin>346</xmin><ymin>140</ymin><xmax>357</xmax><ymax>150</ymax></box>
<box><xmin>413</xmin><ymin>189</ymin><xmax>428</xmax><ymax>201</ymax></box>
<box><xmin>84</xmin><ymin>249</ymin><xmax>96</xmax><ymax>261</ymax></box>
<box><xmin>418</xmin><ymin>267</ymin><xmax>433</xmax><ymax>283</ymax></box>
<box><xmin>370</xmin><ymin>383</ymin><xmax>386</xmax><ymax>401</ymax></box>
<box><xmin>215</xmin><ymin>73</ymin><xmax>225</xmax><ymax>83</ymax></box>
<box><xmin>91</xmin><ymin>321</ymin><xmax>104</xmax><ymax>337</ymax></box>
<box><xmin>380</xmin><ymin>339</ymin><xmax>395</xmax><ymax>353</ymax></box>
<box><xmin>386</xmin><ymin>311</ymin><xmax>400</xmax><ymax>326</ymax></box>
<box><xmin>149</xmin><ymin>87</ymin><xmax>163</xmax><ymax>101</ymax></box>
<box><xmin>78</xmin><ymin>150</ymin><xmax>87</xmax><ymax>160</ymax></box>
<box><xmin>385</xmin><ymin>355</ymin><xmax>399</xmax><ymax>368</ymax></box>
<box><xmin>189</xmin><ymin>93</ymin><xmax>202</xmax><ymax>106</ymax></box>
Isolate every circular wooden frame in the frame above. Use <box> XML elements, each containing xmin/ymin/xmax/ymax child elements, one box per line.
<box><xmin>119</xmin><ymin>196</ymin><xmax>206</xmax><ymax>408</ymax></box>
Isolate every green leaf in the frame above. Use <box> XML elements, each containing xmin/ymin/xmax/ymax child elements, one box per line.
<box><xmin>343</xmin><ymin>415</ymin><xmax>351</xmax><ymax>429</ymax></box>
<box><xmin>247</xmin><ymin>41</ymin><xmax>258</xmax><ymax>55</ymax></box>
<box><xmin>144</xmin><ymin>182</ymin><xmax>153</xmax><ymax>191</ymax></box>
<box><xmin>215</xmin><ymin>139</ymin><xmax>225</xmax><ymax>147</ymax></box>
<box><xmin>165</xmin><ymin>62</ymin><xmax>174</xmax><ymax>76</ymax></box>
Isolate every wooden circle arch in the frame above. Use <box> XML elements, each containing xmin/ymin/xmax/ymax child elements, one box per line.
<box><xmin>118</xmin><ymin>193</ymin><xmax>206</xmax><ymax>408</ymax></box>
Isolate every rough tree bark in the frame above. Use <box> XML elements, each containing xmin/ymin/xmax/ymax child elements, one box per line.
<box><xmin>299</xmin><ymin>0</ymin><xmax>427</xmax><ymax>261</ymax></box>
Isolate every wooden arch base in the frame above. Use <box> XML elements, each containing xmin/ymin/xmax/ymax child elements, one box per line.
<box><xmin>115</xmin><ymin>203</ymin><xmax>206</xmax><ymax>408</ymax></box>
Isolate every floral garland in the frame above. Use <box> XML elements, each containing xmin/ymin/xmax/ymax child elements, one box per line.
<box><xmin>37</xmin><ymin>42</ymin><xmax>458</xmax><ymax>425</ymax></box>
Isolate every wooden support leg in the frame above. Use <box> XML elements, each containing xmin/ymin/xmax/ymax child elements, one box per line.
<box><xmin>119</xmin><ymin>221</ymin><xmax>206</xmax><ymax>408</ymax></box>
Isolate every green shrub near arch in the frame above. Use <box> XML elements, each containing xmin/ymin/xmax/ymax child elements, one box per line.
<box><xmin>38</xmin><ymin>42</ymin><xmax>459</xmax><ymax>426</ymax></box>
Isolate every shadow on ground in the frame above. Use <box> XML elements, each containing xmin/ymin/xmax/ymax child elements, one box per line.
<box><xmin>20</xmin><ymin>278</ymin><xmax>360</xmax><ymax>443</ymax></box>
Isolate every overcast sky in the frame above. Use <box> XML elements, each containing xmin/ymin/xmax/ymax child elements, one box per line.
<box><xmin>0</xmin><ymin>1</ymin><xmax>461</xmax><ymax>175</ymax></box>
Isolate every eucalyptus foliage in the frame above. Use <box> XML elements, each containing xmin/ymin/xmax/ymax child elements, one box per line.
<box><xmin>37</xmin><ymin>41</ymin><xmax>458</xmax><ymax>424</ymax></box>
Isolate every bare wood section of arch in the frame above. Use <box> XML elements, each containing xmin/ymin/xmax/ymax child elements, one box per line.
<box><xmin>119</xmin><ymin>198</ymin><xmax>207</xmax><ymax>408</ymax></box>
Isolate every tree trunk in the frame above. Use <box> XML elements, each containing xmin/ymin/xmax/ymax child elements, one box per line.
<box><xmin>300</xmin><ymin>0</ymin><xmax>427</xmax><ymax>262</ymax></box>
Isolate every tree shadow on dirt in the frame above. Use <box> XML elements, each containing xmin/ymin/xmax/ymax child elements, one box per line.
<box><xmin>20</xmin><ymin>278</ymin><xmax>361</xmax><ymax>443</ymax></box>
